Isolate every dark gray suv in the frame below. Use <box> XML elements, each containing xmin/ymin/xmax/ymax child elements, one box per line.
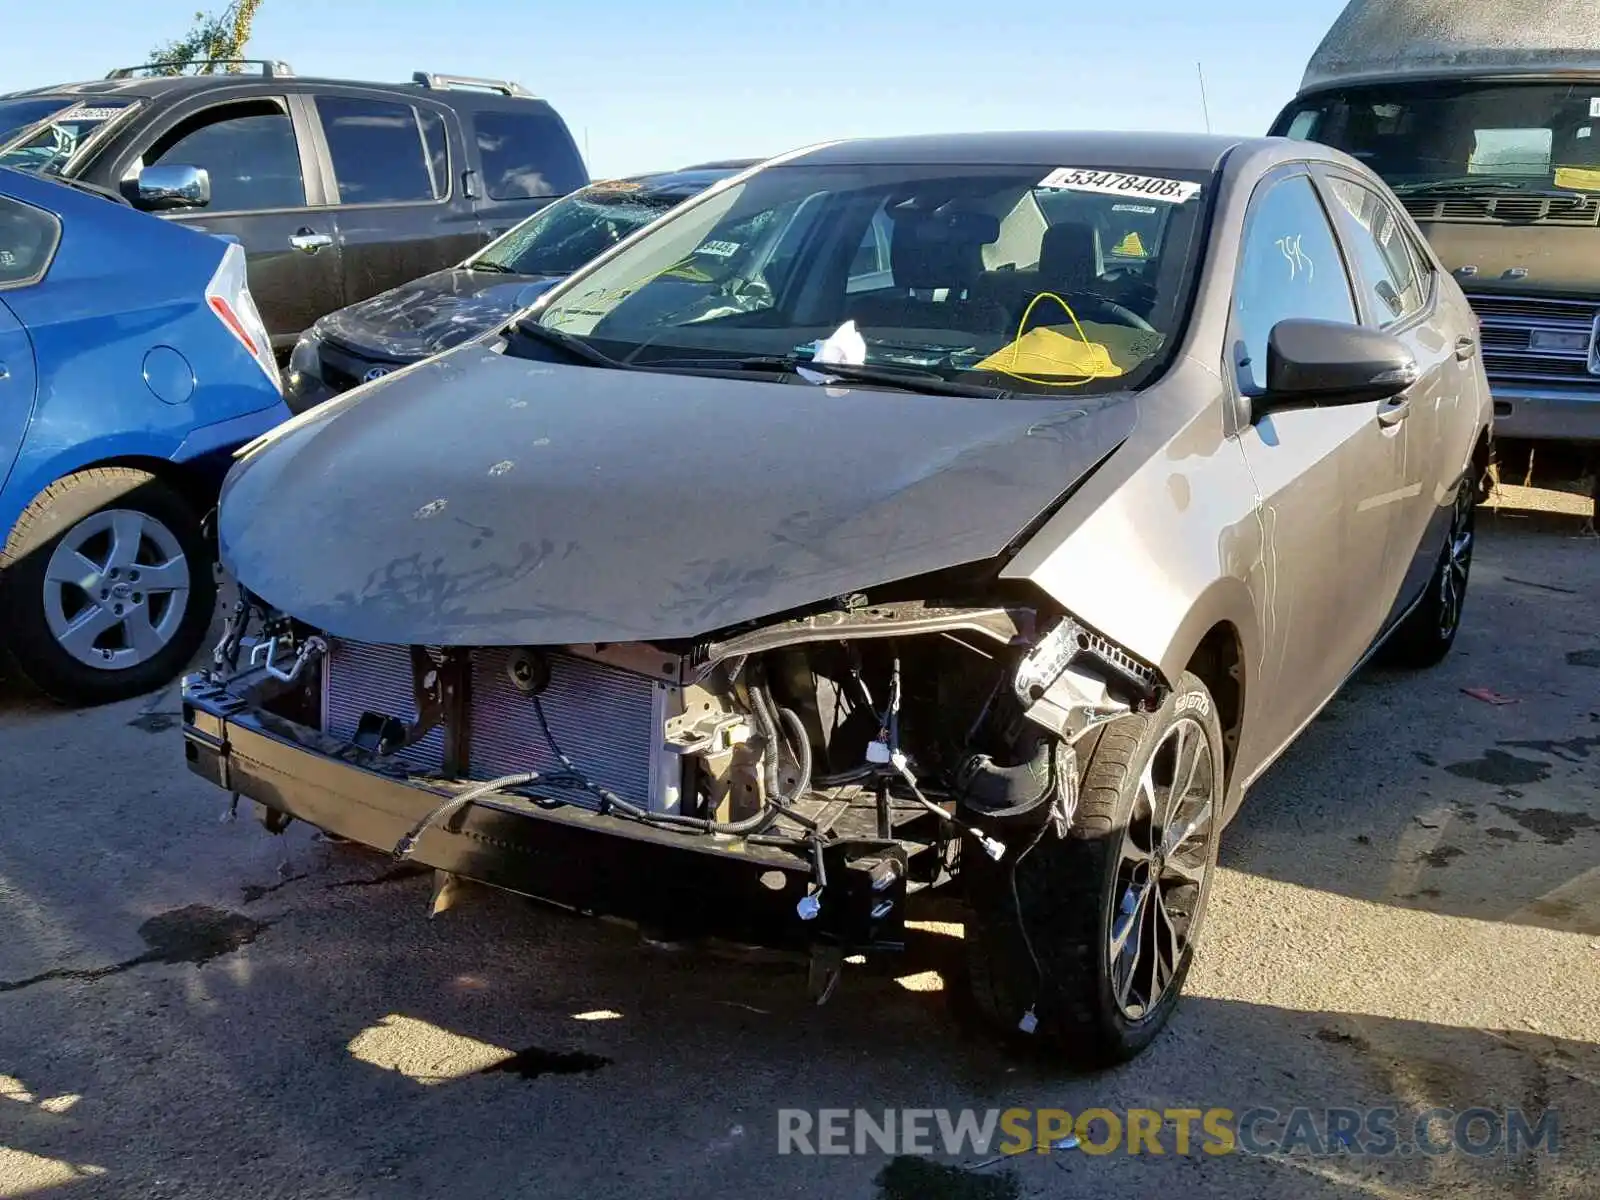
<box><xmin>0</xmin><ymin>59</ymin><xmax>589</xmax><ymax>351</ymax></box>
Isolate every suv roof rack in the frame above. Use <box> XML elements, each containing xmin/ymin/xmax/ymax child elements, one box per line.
<box><xmin>106</xmin><ymin>59</ymin><xmax>294</xmax><ymax>80</ymax></box>
<box><xmin>411</xmin><ymin>71</ymin><xmax>532</xmax><ymax>97</ymax></box>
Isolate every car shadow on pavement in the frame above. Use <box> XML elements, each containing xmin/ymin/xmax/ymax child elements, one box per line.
<box><xmin>0</xmin><ymin>866</ymin><xmax>1594</xmax><ymax>1200</ymax></box>
<box><xmin>1224</xmin><ymin>519</ymin><xmax>1600</xmax><ymax>939</ymax></box>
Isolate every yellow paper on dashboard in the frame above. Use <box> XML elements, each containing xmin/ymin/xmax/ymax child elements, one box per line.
<box><xmin>977</xmin><ymin>326</ymin><xmax>1122</xmax><ymax>380</ymax></box>
<box><xmin>977</xmin><ymin>320</ymin><xmax>1168</xmax><ymax>381</ymax></box>
<box><xmin>1555</xmin><ymin>166</ymin><xmax>1600</xmax><ymax>192</ymax></box>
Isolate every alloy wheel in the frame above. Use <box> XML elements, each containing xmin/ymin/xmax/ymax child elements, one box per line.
<box><xmin>41</xmin><ymin>508</ymin><xmax>192</xmax><ymax>671</ymax></box>
<box><xmin>1107</xmin><ymin>717</ymin><xmax>1217</xmax><ymax>1021</ymax></box>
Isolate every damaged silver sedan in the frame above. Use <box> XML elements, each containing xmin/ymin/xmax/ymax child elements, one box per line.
<box><xmin>184</xmin><ymin>131</ymin><xmax>1492</xmax><ymax>1065</ymax></box>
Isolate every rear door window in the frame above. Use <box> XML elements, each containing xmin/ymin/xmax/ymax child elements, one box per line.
<box><xmin>0</xmin><ymin>196</ymin><xmax>61</xmax><ymax>288</ymax></box>
<box><xmin>471</xmin><ymin>110</ymin><xmax>585</xmax><ymax>200</ymax></box>
<box><xmin>144</xmin><ymin>100</ymin><xmax>306</xmax><ymax>212</ymax></box>
<box><xmin>315</xmin><ymin>96</ymin><xmax>445</xmax><ymax>205</ymax></box>
<box><xmin>1325</xmin><ymin>176</ymin><xmax>1425</xmax><ymax>325</ymax></box>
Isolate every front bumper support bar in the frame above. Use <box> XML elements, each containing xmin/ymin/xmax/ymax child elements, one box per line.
<box><xmin>181</xmin><ymin>674</ymin><xmax>904</xmax><ymax>951</ymax></box>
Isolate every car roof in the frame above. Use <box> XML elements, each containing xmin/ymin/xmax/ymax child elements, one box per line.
<box><xmin>1</xmin><ymin>73</ymin><xmax>556</xmax><ymax>109</ymax></box>
<box><xmin>784</xmin><ymin>131</ymin><xmax>1260</xmax><ymax>173</ymax></box>
<box><xmin>678</xmin><ymin>157</ymin><xmax>764</xmax><ymax>171</ymax></box>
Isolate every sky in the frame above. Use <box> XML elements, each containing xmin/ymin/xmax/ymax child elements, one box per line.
<box><xmin>3</xmin><ymin>0</ymin><xmax>1351</xmax><ymax>178</ymax></box>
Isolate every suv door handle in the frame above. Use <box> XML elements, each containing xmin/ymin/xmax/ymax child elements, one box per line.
<box><xmin>289</xmin><ymin>229</ymin><xmax>333</xmax><ymax>254</ymax></box>
<box><xmin>1377</xmin><ymin>395</ymin><xmax>1412</xmax><ymax>427</ymax></box>
<box><xmin>1455</xmin><ymin>334</ymin><xmax>1477</xmax><ymax>361</ymax></box>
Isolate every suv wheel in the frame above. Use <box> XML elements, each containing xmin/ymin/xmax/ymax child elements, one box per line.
<box><xmin>1382</xmin><ymin>479</ymin><xmax>1475</xmax><ymax>669</ymax></box>
<box><xmin>965</xmin><ymin>671</ymin><xmax>1224</xmax><ymax>1067</ymax></box>
<box><xmin>0</xmin><ymin>468</ymin><xmax>216</xmax><ymax>705</ymax></box>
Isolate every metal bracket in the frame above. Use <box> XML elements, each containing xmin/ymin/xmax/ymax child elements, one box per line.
<box><xmin>663</xmin><ymin>709</ymin><xmax>752</xmax><ymax>756</ymax></box>
<box><xmin>1022</xmin><ymin>662</ymin><xmax>1132</xmax><ymax>740</ymax></box>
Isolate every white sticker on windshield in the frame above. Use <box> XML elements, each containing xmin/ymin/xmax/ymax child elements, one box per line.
<box><xmin>1590</xmin><ymin>97</ymin><xmax>1600</xmax><ymax>118</ymax></box>
<box><xmin>60</xmin><ymin>106</ymin><xmax>123</xmax><ymax>121</ymax></box>
<box><xmin>1038</xmin><ymin>168</ymin><xmax>1201</xmax><ymax>203</ymax></box>
<box><xmin>1113</xmin><ymin>203</ymin><xmax>1159</xmax><ymax>214</ymax></box>
<box><xmin>698</xmin><ymin>240</ymin><xmax>741</xmax><ymax>258</ymax></box>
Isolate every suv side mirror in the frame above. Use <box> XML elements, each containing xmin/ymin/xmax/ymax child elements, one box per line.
<box><xmin>1256</xmin><ymin>318</ymin><xmax>1418</xmax><ymax>416</ymax></box>
<box><xmin>135</xmin><ymin>164</ymin><xmax>211</xmax><ymax>211</ymax></box>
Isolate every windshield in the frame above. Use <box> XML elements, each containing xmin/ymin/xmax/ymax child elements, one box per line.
<box><xmin>527</xmin><ymin>161</ymin><xmax>1209</xmax><ymax>396</ymax></box>
<box><xmin>0</xmin><ymin>97</ymin><xmax>140</xmax><ymax>176</ymax></box>
<box><xmin>1277</xmin><ymin>81</ymin><xmax>1600</xmax><ymax>193</ymax></box>
<box><xmin>474</xmin><ymin>180</ymin><xmax>697</xmax><ymax>276</ymax></box>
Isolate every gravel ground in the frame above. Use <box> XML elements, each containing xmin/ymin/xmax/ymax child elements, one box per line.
<box><xmin>0</xmin><ymin>497</ymin><xmax>1596</xmax><ymax>1200</ymax></box>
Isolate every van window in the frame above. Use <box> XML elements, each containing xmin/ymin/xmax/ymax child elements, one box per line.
<box><xmin>316</xmin><ymin>96</ymin><xmax>442</xmax><ymax>204</ymax></box>
<box><xmin>472</xmin><ymin>110</ymin><xmax>585</xmax><ymax>200</ymax></box>
<box><xmin>1276</xmin><ymin>81</ymin><xmax>1600</xmax><ymax>189</ymax></box>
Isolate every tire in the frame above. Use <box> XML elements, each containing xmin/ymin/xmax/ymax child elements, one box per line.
<box><xmin>964</xmin><ymin>671</ymin><xmax>1225</xmax><ymax>1068</ymax></box>
<box><xmin>1381</xmin><ymin>478</ymin><xmax>1475</xmax><ymax>670</ymax></box>
<box><xmin>0</xmin><ymin>468</ymin><xmax>216</xmax><ymax>705</ymax></box>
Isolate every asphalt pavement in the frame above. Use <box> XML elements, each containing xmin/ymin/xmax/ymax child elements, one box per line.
<box><xmin>0</xmin><ymin>497</ymin><xmax>1596</xmax><ymax>1200</ymax></box>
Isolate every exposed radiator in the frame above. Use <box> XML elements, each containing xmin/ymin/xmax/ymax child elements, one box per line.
<box><xmin>321</xmin><ymin>640</ymin><xmax>677</xmax><ymax>812</ymax></box>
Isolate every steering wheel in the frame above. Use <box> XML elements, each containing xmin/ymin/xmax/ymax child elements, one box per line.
<box><xmin>1043</xmin><ymin>291</ymin><xmax>1157</xmax><ymax>334</ymax></box>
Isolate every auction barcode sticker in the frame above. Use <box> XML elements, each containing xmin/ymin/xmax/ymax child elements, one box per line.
<box><xmin>1038</xmin><ymin>168</ymin><xmax>1202</xmax><ymax>203</ymax></box>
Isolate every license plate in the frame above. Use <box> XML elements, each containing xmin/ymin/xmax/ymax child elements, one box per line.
<box><xmin>1529</xmin><ymin>329</ymin><xmax>1591</xmax><ymax>353</ymax></box>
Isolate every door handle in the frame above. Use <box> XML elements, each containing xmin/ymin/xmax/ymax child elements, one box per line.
<box><xmin>1377</xmin><ymin>395</ymin><xmax>1412</xmax><ymax>427</ymax></box>
<box><xmin>1455</xmin><ymin>334</ymin><xmax>1478</xmax><ymax>361</ymax></box>
<box><xmin>289</xmin><ymin>229</ymin><xmax>333</xmax><ymax>254</ymax></box>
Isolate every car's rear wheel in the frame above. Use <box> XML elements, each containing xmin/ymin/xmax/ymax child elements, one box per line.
<box><xmin>1382</xmin><ymin>478</ymin><xmax>1475</xmax><ymax>669</ymax></box>
<box><xmin>964</xmin><ymin>671</ymin><xmax>1224</xmax><ymax>1068</ymax></box>
<box><xmin>0</xmin><ymin>468</ymin><xmax>216</xmax><ymax>705</ymax></box>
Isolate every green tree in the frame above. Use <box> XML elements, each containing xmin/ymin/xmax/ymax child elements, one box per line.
<box><xmin>145</xmin><ymin>0</ymin><xmax>265</xmax><ymax>74</ymax></box>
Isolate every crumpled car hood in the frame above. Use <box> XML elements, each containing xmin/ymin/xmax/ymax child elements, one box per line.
<box><xmin>316</xmin><ymin>269</ymin><xmax>563</xmax><ymax>361</ymax></box>
<box><xmin>220</xmin><ymin>346</ymin><xmax>1138</xmax><ymax>646</ymax></box>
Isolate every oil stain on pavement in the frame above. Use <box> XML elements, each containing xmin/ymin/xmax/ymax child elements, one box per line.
<box><xmin>874</xmin><ymin>1157</ymin><xmax>1020</xmax><ymax>1200</ymax></box>
<box><xmin>1445</xmin><ymin>750</ymin><xmax>1552</xmax><ymax>787</ymax></box>
<box><xmin>1492</xmin><ymin>805</ymin><xmax>1600</xmax><ymax>846</ymax></box>
<box><xmin>0</xmin><ymin>905</ymin><xmax>266</xmax><ymax>994</ymax></box>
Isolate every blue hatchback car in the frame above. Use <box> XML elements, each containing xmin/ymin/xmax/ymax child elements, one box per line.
<box><xmin>0</xmin><ymin>167</ymin><xmax>289</xmax><ymax>704</ymax></box>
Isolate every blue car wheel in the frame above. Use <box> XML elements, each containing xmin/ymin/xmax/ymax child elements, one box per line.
<box><xmin>0</xmin><ymin>466</ymin><xmax>217</xmax><ymax>704</ymax></box>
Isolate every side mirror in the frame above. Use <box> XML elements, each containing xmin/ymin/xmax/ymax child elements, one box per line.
<box><xmin>135</xmin><ymin>164</ymin><xmax>211</xmax><ymax>211</ymax></box>
<box><xmin>1256</xmin><ymin>318</ymin><xmax>1418</xmax><ymax>416</ymax></box>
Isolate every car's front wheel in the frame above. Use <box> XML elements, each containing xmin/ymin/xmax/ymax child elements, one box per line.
<box><xmin>0</xmin><ymin>468</ymin><xmax>216</xmax><ymax>705</ymax></box>
<box><xmin>965</xmin><ymin>671</ymin><xmax>1224</xmax><ymax>1068</ymax></box>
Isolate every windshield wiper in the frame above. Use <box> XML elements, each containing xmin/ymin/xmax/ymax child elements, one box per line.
<box><xmin>508</xmin><ymin>318</ymin><xmax>628</xmax><ymax>369</ymax></box>
<box><xmin>1391</xmin><ymin>177</ymin><xmax>1542</xmax><ymax>197</ymax></box>
<box><xmin>467</xmin><ymin>259</ymin><xmax>516</xmax><ymax>274</ymax></box>
<box><xmin>656</xmin><ymin>355</ymin><xmax>1012</xmax><ymax>398</ymax></box>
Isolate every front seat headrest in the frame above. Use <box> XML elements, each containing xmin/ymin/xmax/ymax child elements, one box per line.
<box><xmin>1038</xmin><ymin>221</ymin><xmax>1104</xmax><ymax>292</ymax></box>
